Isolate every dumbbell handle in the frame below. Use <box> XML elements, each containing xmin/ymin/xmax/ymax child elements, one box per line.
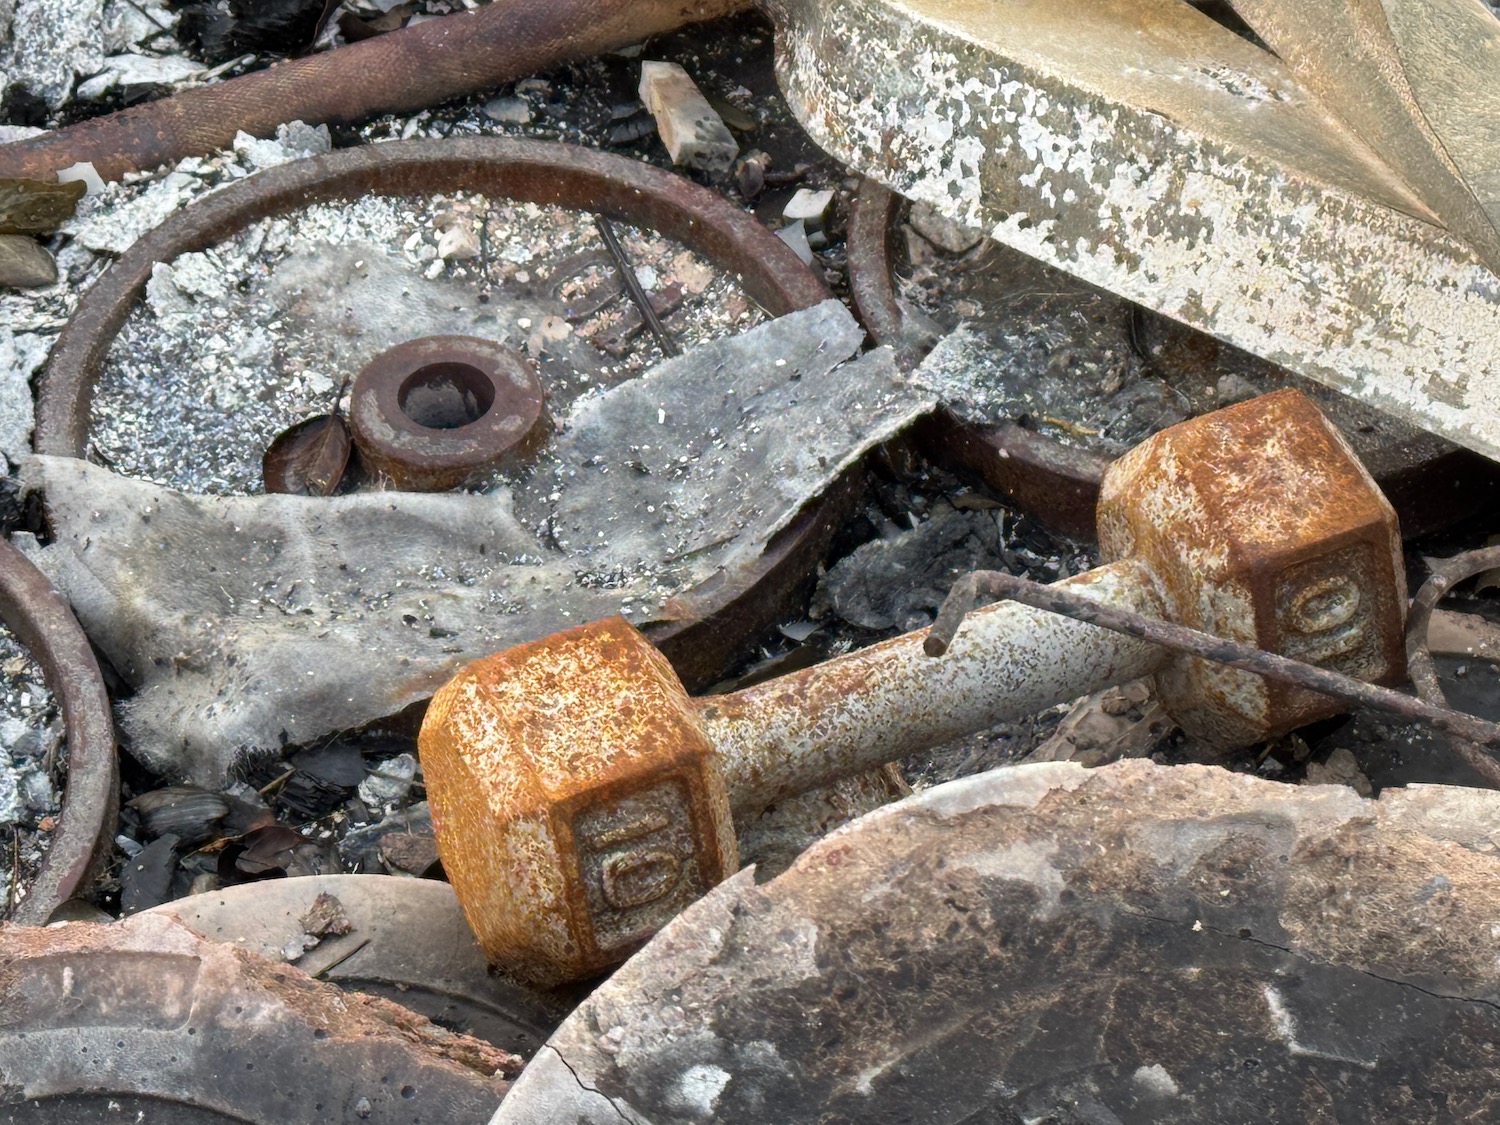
<box><xmin>697</xmin><ymin>557</ymin><xmax>1167</xmax><ymax>818</ymax></box>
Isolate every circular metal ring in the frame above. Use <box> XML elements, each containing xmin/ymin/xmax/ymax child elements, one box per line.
<box><xmin>348</xmin><ymin>335</ymin><xmax>548</xmax><ymax>491</ymax></box>
<box><xmin>0</xmin><ymin>535</ymin><xmax>117</xmax><ymax>925</ymax></box>
<box><xmin>34</xmin><ymin>136</ymin><xmax>844</xmax><ymax>688</ymax></box>
<box><xmin>36</xmin><ymin>136</ymin><xmax>828</xmax><ymax>459</ymax></box>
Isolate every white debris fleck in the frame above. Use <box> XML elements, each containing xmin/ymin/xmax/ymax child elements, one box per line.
<box><xmin>670</xmin><ymin>1063</ymin><xmax>731</xmax><ymax>1117</ymax></box>
<box><xmin>1133</xmin><ymin>1064</ymin><xmax>1180</xmax><ymax>1098</ymax></box>
<box><xmin>165</xmin><ymin>251</ymin><xmax>229</xmax><ymax>301</ymax></box>
<box><xmin>102</xmin><ymin>0</ymin><xmax>174</xmax><ymax>52</ymax></box>
<box><xmin>776</xmin><ymin>219</ymin><xmax>814</xmax><ymax>265</ymax></box>
<box><xmin>232</xmin><ymin>121</ymin><xmax>332</xmax><ymax>171</ymax></box>
<box><xmin>75</xmin><ymin>51</ymin><xmax>203</xmax><ymax>99</ymax></box>
<box><xmin>782</xmin><ymin>187</ymin><xmax>834</xmax><ymax>224</ymax></box>
<box><xmin>56</xmin><ymin>161</ymin><xmax>106</xmax><ymax>196</ymax></box>
<box><xmin>483</xmin><ymin>96</ymin><xmax>532</xmax><ymax>125</ymax></box>
<box><xmin>639</xmin><ymin>60</ymin><xmax>738</xmax><ymax>173</ymax></box>
<box><xmin>358</xmin><ymin>753</ymin><xmax>417</xmax><ymax>805</ymax></box>
<box><xmin>0</xmin><ymin>329</ymin><xmax>48</xmax><ymax>469</ymax></box>
<box><xmin>436</xmin><ymin>223</ymin><xmax>480</xmax><ymax>261</ymax></box>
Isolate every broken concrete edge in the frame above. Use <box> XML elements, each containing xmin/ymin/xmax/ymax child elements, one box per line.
<box><xmin>498</xmin><ymin>758</ymin><xmax>1500</xmax><ymax>1122</ymax></box>
<box><xmin>769</xmin><ymin>0</ymin><xmax>1500</xmax><ymax>463</ymax></box>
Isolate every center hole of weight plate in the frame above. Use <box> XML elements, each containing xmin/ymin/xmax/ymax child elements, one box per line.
<box><xmin>397</xmin><ymin>363</ymin><xmax>496</xmax><ymax>430</ymax></box>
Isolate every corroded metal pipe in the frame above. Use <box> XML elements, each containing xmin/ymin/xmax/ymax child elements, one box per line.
<box><xmin>702</xmin><ymin>560</ymin><xmax>1163</xmax><ymax>818</ymax></box>
<box><xmin>0</xmin><ymin>0</ymin><xmax>749</xmax><ymax>184</ymax></box>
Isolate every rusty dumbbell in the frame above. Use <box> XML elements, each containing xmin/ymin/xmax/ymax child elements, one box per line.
<box><xmin>421</xmin><ymin>389</ymin><xmax>1406</xmax><ymax>986</ymax></box>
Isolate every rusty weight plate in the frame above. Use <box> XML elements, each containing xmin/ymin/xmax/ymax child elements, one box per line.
<box><xmin>848</xmin><ymin>180</ymin><xmax>1500</xmax><ymax>542</ymax></box>
<box><xmin>0</xmin><ymin>534</ymin><xmax>116</xmax><ymax>926</ymax></box>
<box><xmin>32</xmin><ymin>136</ymin><xmax>846</xmax><ymax>690</ymax></box>
<box><xmin>0</xmin><ymin>910</ymin><xmax>514</xmax><ymax>1123</ymax></box>
<box><xmin>146</xmin><ymin>874</ymin><xmax>588</xmax><ymax>1060</ymax></box>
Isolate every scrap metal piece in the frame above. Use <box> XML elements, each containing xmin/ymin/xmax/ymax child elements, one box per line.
<box><xmin>0</xmin><ymin>535</ymin><xmax>116</xmax><ymax>926</ymax></box>
<box><xmin>0</xmin><ymin>910</ymin><xmax>514</xmax><ymax>1122</ymax></box>
<box><xmin>23</xmin><ymin>137</ymin><xmax>868</xmax><ymax>781</ymax></box>
<box><xmin>21</xmin><ymin>302</ymin><xmax>922</xmax><ymax>786</ymax></box>
<box><xmin>496</xmin><ymin>759</ymin><xmax>1500</xmax><ymax>1124</ymax></box>
<box><xmin>147</xmin><ymin>874</ymin><xmax>586</xmax><ymax>1058</ymax></box>
<box><xmin>849</xmin><ymin>180</ymin><xmax>1500</xmax><ymax>541</ymax></box>
<box><xmin>929</xmin><ymin>568</ymin><xmax>1500</xmax><ymax>749</ymax></box>
<box><xmin>1405</xmin><ymin>545</ymin><xmax>1500</xmax><ymax>786</ymax></box>
<box><xmin>347</xmin><ymin>336</ymin><xmax>549</xmax><ymax>491</ymax></box>
<box><xmin>768</xmin><ymin>0</ymin><xmax>1500</xmax><ymax>460</ymax></box>
<box><xmin>422</xmin><ymin>389</ymin><xmax>1408</xmax><ymax>988</ymax></box>
<box><xmin>0</xmin><ymin>0</ymin><xmax>750</xmax><ymax>184</ymax></box>
<box><xmin>1231</xmin><ymin>0</ymin><xmax>1500</xmax><ymax>270</ymax></box>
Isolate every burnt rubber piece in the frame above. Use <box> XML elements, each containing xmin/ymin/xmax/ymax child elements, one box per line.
<box><xmin>147</xmin><ymin>875</ymin><xmax>586</xmax><ymax>1059</ymax></box>
<box><xmin>847</xmin><ymin>179</ymin><xmax>1500</xmax><ymax>541</ymax></box>
<box><xmin>0</xmin><ymin>911</ymin><xmax>515</xmax><ymax>1122</ymax></box>
<box><xmin>0</xmin><ymin>535</ymin><xmax>117</xmax><ymax>926</ymax></box>
<box><xmin>348</xmin><ymin>336</ymin><xmax>548</xmax><ymax>491</ymax></box>
<box><xmin>34</xmin><ymin>135</ymin><xmax>838</xmax><ymax>690</ymax></box>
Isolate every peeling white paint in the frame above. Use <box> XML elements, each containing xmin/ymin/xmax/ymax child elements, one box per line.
<box><xmin>776</xmin><ymin>0</ymin><xmax>1500</xmax><ymax>460</ymax></box>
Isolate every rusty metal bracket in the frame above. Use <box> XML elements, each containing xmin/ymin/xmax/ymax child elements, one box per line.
<box><xmin>0</xmin><ymin>535</ymin><xmax>116</xmax><ymax>926</ymax></box>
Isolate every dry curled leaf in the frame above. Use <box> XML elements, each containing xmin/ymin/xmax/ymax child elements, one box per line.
<box><xmin>262</xmin><ymin>412</ymin><xmax>352</xmax><ymax>495</ymax></box>
<box><xmin>0</xmin><ymin>177</ymin><xmax>86</xmax><ymax>236</ymax></box>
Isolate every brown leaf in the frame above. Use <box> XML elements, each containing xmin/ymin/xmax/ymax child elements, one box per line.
<box><xmin>223</xmin><ymin>823</ymin><xmax>309</xmax><ymax>879</ymax></box>
<box><xmin>0</xmin><ymin>177</ymin><xmax>86</xmax><ymax>236</ymax></box>
<box><xmin>262</xmin><ymin>412</ymin><xmax>352</xmax><ymax>495</ymax></box>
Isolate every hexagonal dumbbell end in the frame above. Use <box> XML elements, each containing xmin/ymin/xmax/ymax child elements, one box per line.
<box><xmin>420</xmin><ymin>616</ymin><xmax>737</xmax><ymax>987</ymax></box>
<box><xmin>1096</xmin><ymin>388</ymin><xmax>1406</xmax><ymax>748</ymax></box>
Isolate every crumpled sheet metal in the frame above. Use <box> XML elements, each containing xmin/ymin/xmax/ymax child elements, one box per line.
<box><xmin>20</xmin><ymin>302</ymin><xmax>933</xmax><ymax>785</ymax></box>
<box><xmin>498</xmin><ymin>759</ymin><xmax>1500</xmax><ymax>1123</ymax></box>
<box><xmin>768</xmin><ymin>0</ymin><xmax>1500</xmax><ymax>461</ymax></box>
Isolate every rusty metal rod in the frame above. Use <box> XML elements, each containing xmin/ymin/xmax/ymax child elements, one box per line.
<box><xmin>1405</xmin><ymin>546</ymin><xmax>1500</xmax><ymax>786</ymax></box>
<box><xmin>594</xmin><ymin>214</ymin><xmax>681</xmax><ymax>357</ymax></box>
<box><xmin>930</xmin><ymin>569</ymin><xmax>1500</xmax><ymax>750</ymax></box>
<box><xmin>0</xmin><ymin>0</ymin><xmax>749</xmax><ymax>184</ymax></box>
